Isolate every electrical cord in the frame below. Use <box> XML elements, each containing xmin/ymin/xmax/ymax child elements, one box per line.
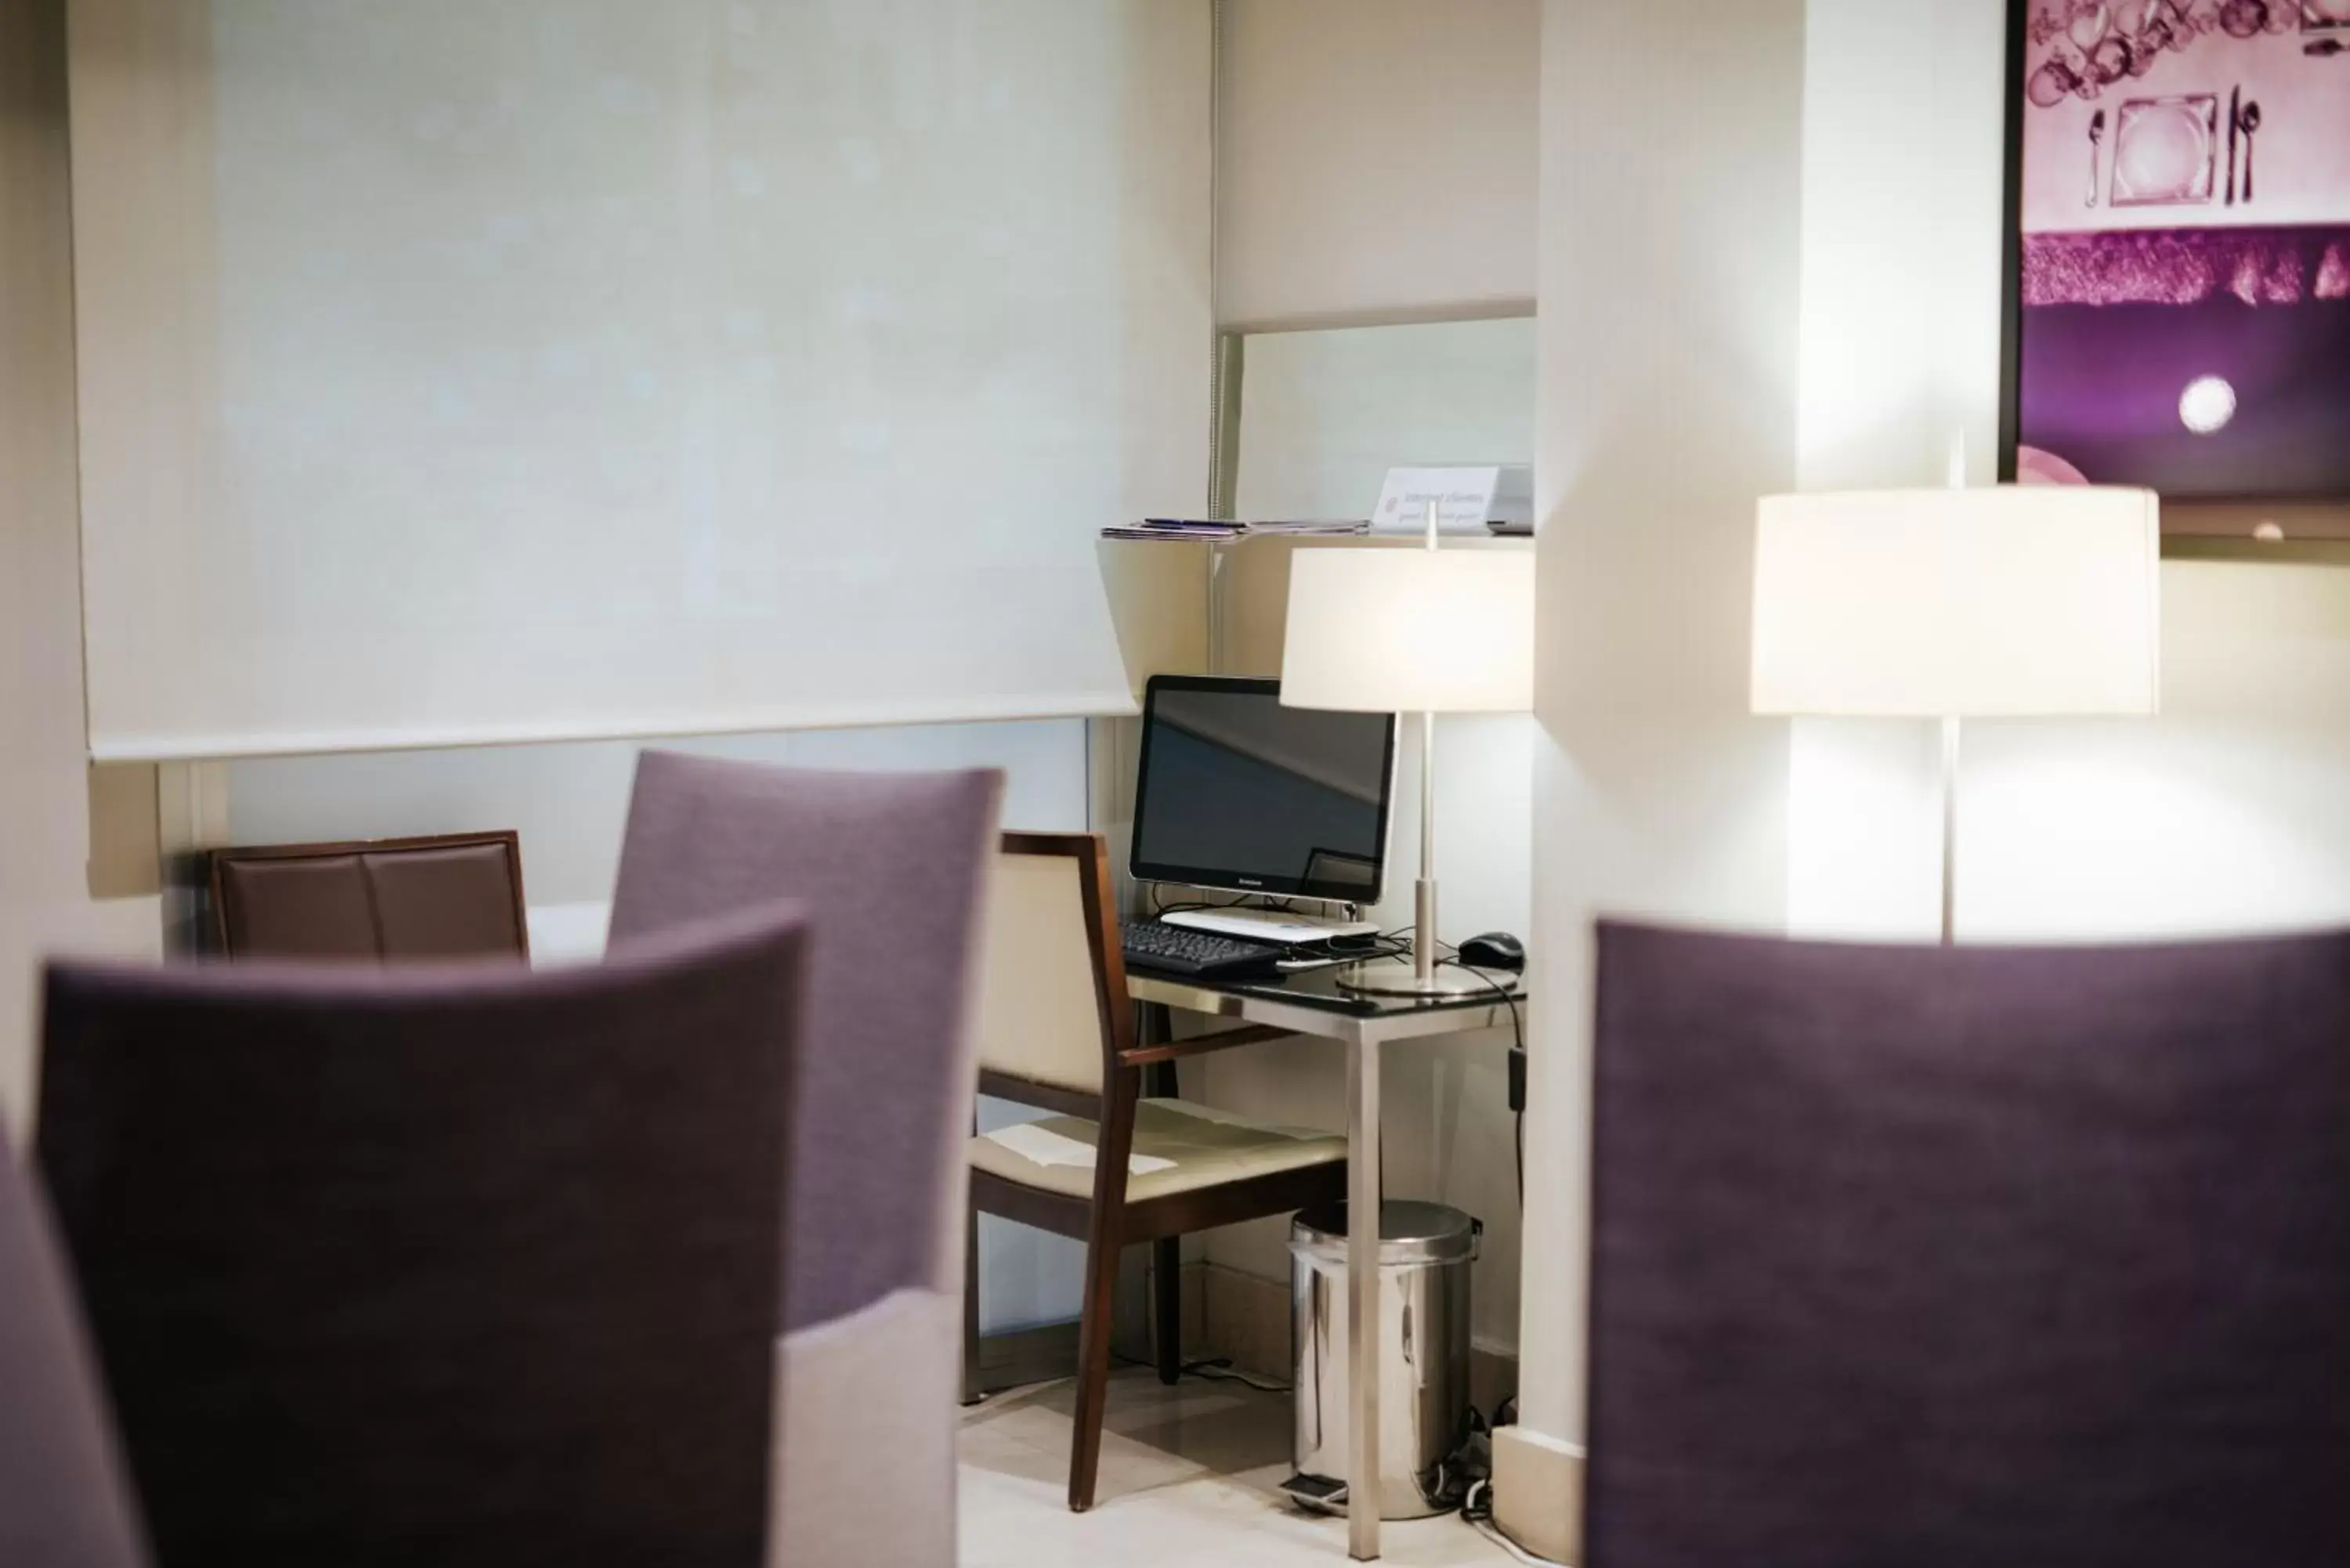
<box><xmin>1176</xmin><ymin>1356</ymin><xmax>1291</xmax><ymax>1394</ymax></box>
<box><xmin>1106</xmin><ymin>1349</ymin><xmax>1292</xmax><ymax>1394</ymax></box>
<box><xmin>1437</xmin><ymin>955</ymin><xmax>1527</xmax><ymax>1204</ymax></box>
<box><xmin>1147</xmin><ymin>885</ymin><xmax>1212</xmax><ymax>918</ymax></box>
<box><xmin>1285</xmin><ymin>931</ymin><xmax>1408</xmax><ymax>964</ymax></box>
<box><xmin>1462</xmin><ymin>1497</ymin><xmax>1563</xmax><ymax>1566</ymax></box>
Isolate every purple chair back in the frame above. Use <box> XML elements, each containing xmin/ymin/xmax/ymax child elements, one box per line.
<box><xmin>1587</xmin><ymin>920</ymin><xmax>2350</xmax><ymax>1568</ymax></box>
<box><xmin>609</xmin><ymin>750</ymin><xmax>1003</xmax><ymax>1331</ymax></box>
<box><xmin>36</xmin><ymin>905</ymin><xmax>807</xmax><ymax>1568</ymax></box>
<box><xmin>0</xmin><ymin>1128</ymin><xmax>147</xmax><ymax>1568</ymax></box>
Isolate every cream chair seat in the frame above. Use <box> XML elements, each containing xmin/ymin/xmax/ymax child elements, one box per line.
<box><xmin>972</xmin><ymin>1097</ymin><xmax>1345</xmax><ymax>1203</ymax></box>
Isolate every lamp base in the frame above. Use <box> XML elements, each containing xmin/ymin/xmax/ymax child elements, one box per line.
<box><xmin>1333</xmin><ymin>958</ymin><xmax>1520</xmax><ymax>998</ymax></box>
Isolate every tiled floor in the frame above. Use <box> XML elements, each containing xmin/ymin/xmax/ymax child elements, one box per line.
<box><xmin>959</xmin><ymin>1368</ymin><xmax>1514</xmax><ymax>1567</ymax></box>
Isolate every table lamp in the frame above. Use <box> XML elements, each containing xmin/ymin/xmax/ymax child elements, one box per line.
<box><xmin>1750</xmin><ymin>485</ymin><xmax>2160</xmax><ymax>943</ymax></box>
<box><xmin>1281</xmin><ymin>505</ymin><xmax>1535</xmax><ymax>995</ymax></box>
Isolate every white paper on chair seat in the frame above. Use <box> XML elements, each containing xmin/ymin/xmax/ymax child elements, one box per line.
<box><xmin>983</xmin><ymin>1122</ymin><xmax>1176</xmax><ymax>1176</ymax></box>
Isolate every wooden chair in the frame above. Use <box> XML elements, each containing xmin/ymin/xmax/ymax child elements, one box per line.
<box><xmin>208</xmin><ymin>830</ymin><xmax>530</xmax><ymax>960</ymax></box>
<box><xmin>967</xmin><ymin>832</ymin><xmax>1347</xmax><ymax>1512</ymax></box>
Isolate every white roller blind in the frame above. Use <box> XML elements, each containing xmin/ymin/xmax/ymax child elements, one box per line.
<box><xmin>1215</xmin><ymin>0</ymin><xmax>1538</xmax><ymax>331</ymax></box>
<box><xmin>71</xmin><ymin>0</ymin><xmax>1209</xmax><ymax>761</ymax></box>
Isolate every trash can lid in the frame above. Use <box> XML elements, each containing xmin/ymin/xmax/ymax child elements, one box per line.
<box><xmin>1289</xmin><ymin>1200</ymin><xmax>1479</xmax><ymax>1266</ymax></box>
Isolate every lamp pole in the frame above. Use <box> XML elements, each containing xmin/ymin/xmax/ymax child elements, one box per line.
<box><xmin>1940</xmin><ymin>714</ymin><xmax>1960</xmax><ymax>945</ymax></box>
<box><xmin>1415</xmin><ymin>502</ymin><xmax>1440</xmax><ymax>985</ymax></box>
<box><xmin>1296</xmin><ymin>499</ymin><xmax>1527</xmax><ymax>999</ymax></box>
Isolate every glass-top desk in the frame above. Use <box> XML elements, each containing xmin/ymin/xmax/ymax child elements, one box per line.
<box><xmin>1123</xmin><ymin>964</ymin><xmax>1524</xmax><ymax>1562</ymax></box>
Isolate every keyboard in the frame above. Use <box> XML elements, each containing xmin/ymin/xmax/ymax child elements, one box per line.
<box><xmin>1119</xmin><ymin>919</ymin><xmax>1285</xmax><ymax>981</ymax></box>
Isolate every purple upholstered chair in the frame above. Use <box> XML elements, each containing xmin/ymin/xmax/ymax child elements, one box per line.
<box><xmin>1</xmin><ymin>1128</ymin><xmax>147</xmax><ymax>1568</ymax></box>
<box><xmin>1586</xmin><ymin>920</ymin><xmax>2350</xmax><ymax>1568</ymax></box>
<box><xmin>608</xmin><ymin>750</ymin><xmax>1001</xmax><ymax>1568</ymax></box>
<box><xmin>36</xmin><ymin>904</ymin><xmax>808</xmax><ymax>1568</ymax></box>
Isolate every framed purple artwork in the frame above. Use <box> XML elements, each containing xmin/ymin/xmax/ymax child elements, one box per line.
<box><xmin>2004</xmin><ymin>0</ymin><xmax>2350</xmax><ymax>501</ymax></box>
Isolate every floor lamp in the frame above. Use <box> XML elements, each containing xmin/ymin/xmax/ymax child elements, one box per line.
<box><xmin>1749</xmin><ymin>486</ymin><xmax>2161</xmax><ymax>944</ymax></box>
<box><xmin>1279</xmin><ymin>505</ymin><xmax>1535</xmax><ymax>995</ymax></box>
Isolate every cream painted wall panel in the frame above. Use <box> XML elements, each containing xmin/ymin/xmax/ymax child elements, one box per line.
<box><xmin>72</xmin><ymin>0</ymin><xmax>1209</xmax><ymax>760</ymax></box>
<box><xmin>1235</xmin><ymin>317</ymin><xmax>1536</xmax><ymax>522</ymax></box>
<box><xmin>1784</xmin><ymin>0</ymin><xmax>2008</xmax><ymax>945</ymax></box>
<box><xmin>1507</xmin><ymin>0</ymin><xmax>1805</xmax><ymax>1552</ymax></box>
<box><xmin>1217</xmin><ymin>0</ymin><xmax>1538</xmax><ymax>330</ymax></box>
<box><xmin>1795</xmin><ymin>0</ymin><xmax>2005</xmax><ymax>492</ymax></box>
<box><xmin>1</xmin><ymin>0</ymin><xmax>162</xmax><ymax>1136</ymax></box>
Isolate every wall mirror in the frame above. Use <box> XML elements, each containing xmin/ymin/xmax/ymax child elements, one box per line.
<box><xmin>1213</xmin><ymin>316</ymin><xmax>1536</xmax><ymax>523</ymax></box>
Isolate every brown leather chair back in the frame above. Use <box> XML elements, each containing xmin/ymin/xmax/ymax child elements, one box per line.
<box><xmin>210</xmin><ymin>832</ymin><xmax>529</xmax><ymax>961</ymax></box>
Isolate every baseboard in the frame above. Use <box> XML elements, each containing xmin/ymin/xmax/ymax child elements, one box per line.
<box><xmin>1491</xmin><ymin>1424</ymin><xmax>1582</xmax><ymax>1565</ymax></box>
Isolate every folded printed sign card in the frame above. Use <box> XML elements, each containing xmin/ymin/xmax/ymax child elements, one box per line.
<box><xmin>1375</xmin><ymin>465</ymin><xmax>1507</xmax><ymax>533</ymax></box>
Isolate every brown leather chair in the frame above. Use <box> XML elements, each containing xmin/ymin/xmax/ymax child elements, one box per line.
<box><xmin>209</xmin><ymin>831</ymin><xmax>529</xmax><ymax>961</ymax></box>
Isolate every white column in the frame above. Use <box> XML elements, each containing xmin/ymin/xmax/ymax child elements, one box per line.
<box><xmin>0</xmin><ymin>0</ymin><xmax>166</xmax><ymax>1136</ymax></box>
<box><xmin>1785</xmin><ymin>0</ymin><xmax>2010</xmax><ymax>943</ymax></box>
<box><xmin>1499</xmin><ymin>0</ymin><xmax>1806</xmax><ymax>1558</ymax></box>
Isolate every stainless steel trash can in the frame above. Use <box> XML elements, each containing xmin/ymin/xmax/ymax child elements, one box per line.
<box><xmin>1287</xmin><ymin>1200</ymin><xmax>1478</xmax><ymax>1519</ymax></box>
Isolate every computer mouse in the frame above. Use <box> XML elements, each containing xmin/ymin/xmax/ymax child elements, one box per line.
<box><xmin>1458</xmin><ymin>931</ymin><xmax>1524</xmax><ymax>971</ymax></box>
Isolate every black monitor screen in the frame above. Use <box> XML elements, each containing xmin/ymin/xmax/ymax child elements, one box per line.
<box><xmin>1130</xmin><ymin>675</ymin><xmax>1396</xmax><ymax>903</ymax></box>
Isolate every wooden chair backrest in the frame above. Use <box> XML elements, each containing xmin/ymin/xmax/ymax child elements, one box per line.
<box><xmin>971</xmin><ymin>832</ymin><xmax>1132</xmax><ymax>1109</ymax></box>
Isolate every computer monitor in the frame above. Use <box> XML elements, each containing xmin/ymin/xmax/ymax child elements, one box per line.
<box><xmin>1129</xmin><ymin>674</ymin><xmax>1397</xmax><ymax>905</ymax></box>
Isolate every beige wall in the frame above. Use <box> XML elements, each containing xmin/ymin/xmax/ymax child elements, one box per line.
<box><xmin>0</xmin><ymin>0</ymin><xmax>162</xmax><ymax>1136</ymax></box>
<box><xmin>1216</xmin><ymin>0</ymin><xmax>1538</xmax><ymax>331</ymax></box>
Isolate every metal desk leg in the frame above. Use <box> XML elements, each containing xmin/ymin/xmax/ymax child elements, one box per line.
<box><xmin>1347</xmin><ymin>1035</ymin><xmax>1381</xmax><ymax>1559</ymax></box>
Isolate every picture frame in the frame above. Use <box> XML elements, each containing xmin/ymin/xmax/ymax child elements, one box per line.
<box><xmin>2001</xmin><ymin>0</ymin><xmax>2350</xmax><ymax>508</ymax></box>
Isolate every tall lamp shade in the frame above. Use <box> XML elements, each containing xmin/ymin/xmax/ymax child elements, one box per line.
<box><xmin>1282</xmin><ymin>549</ymin><xmax>1536</xmax><ymax>714</ymax></box>
<box><xmin>1282</xmin><ymin>539</ymin><xmax>1535</xmax><ymax>995</ymax></box>
<box><xmin>1750</xmin><ymin>484</ymin><xmax>2160</xmax><ymax>941</ymax></box>
<box><xmin>1752</xmin><ymin>486</ymin><xmax>2160</xmax><ymax>718</ymax></box>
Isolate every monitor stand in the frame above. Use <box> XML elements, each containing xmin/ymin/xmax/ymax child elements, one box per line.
<box><xmin>1159</xmin><ymin>905</ymin><xmax>1380</xmax><ymax>947</ymax></box>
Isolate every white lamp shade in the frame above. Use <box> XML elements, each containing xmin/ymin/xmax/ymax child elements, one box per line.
<box><xmin>1281</xmin><ymin>547</ymin><xmax>1535</xmax><ymax>714</ymax></box>
<box><xmin>1751</xmin><ymin>486</ymin><xmax>2160</xmax><ymax>717</ymax></box>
